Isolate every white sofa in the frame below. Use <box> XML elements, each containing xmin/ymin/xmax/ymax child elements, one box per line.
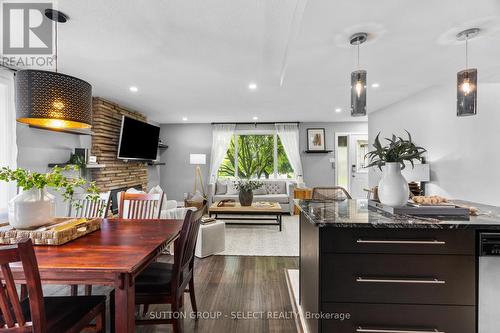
<box><xmin>208</xmin><ymin>179</ymin><xmax>296</xmax><ymax>214</ymax></box>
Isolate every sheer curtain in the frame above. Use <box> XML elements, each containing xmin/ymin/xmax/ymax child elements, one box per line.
<box><xmin>276</xmin><ymin>123</ymin><xmax>303</xmax><ymax>178</ymax></box>
<box><xmin>0</xmin><ymin>70</ymin><xmax>18</xmax><ymax>215</ymax></box>
<box><xmin>209</xmin><ymin>124</ymin><xmax>236</xmax><ymax>183</ymax></box>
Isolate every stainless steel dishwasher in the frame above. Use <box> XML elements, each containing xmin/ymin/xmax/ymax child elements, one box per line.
<box><xmin>479</xmin><ymin>233</ymin><xmax>500</xmax><ymax>333</ymax></box>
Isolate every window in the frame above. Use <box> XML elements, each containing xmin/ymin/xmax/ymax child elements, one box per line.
<box><xmin>218</xmin><ymin>133</ymin><xmax>293</xmax><ymax>179</ymax></box>
<box><xmin>0</xmin><ymin>71</ymin><xmax>17</xmax><ymax>214</ymax></box>
<box><xmin>336</xmin><ymin>135</ymin><xmax>349</xmax><ymax>188</ymax></box>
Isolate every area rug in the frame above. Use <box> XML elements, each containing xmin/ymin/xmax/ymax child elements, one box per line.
<box><xmin>216</xmin><ymin>214</ymin><xmax>299</xmax><ymax>256</ymax></box>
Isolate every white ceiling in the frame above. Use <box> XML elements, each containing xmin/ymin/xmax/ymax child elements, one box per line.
<box><xmin>52</xmin><ymin>0</ymin><xmax>500</xmax><ymax>123</ymax></box>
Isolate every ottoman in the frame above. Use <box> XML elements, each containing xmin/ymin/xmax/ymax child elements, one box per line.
<box><xmin>195</xmin><ymin>220</ymin><xmax>225</xmax><ymax>258</ymax></box>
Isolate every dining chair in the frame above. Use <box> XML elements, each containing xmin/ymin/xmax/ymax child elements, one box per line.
<box><xmin>312</xmin><ymin>186</ymin><xmax>352</xmax><ymax>200</ymax></box>
<box><xmin>67</xmin><ymin>191</ymin><xmax>111</xmax><ymax>297</ymax></box>
<box><xmin>68</xmin><ymin>191</ymin><xmax>111</xmax><ymax>219</ymax></box>
<box><xmin>0</xmin><ymin>238</ymin><xmax>106</xmax><ymax>333</ymax></box>
<box><xmin>110</xmin><ymin>205</ymin><xmax>205</xmax><ymax>333</ymax></box>
<box><xmin>118</xmin><ymin>191</ymin><xmax>164</xmax><ymax>219</ymax></box>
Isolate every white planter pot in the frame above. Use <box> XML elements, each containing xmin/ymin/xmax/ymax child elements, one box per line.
<box><xmin>378</xmin><ymin>162</ymin><xmax>409</xmax><ymax>207</ymax></box>
<box><xmin>8</xmin><ymin>188</ymin><xmax>55</xmax><ymax>229</ymax></box>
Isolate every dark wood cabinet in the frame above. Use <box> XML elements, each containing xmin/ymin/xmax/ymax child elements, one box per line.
<box><xmin>322</xmin><ymin>253</ymin><xmax>475</xmax><ymax>305</ymax></box>
<box><xmin>321</xmin><ymin>303</ymin><xmax>476</xmax><ymax>333</ymax></box>
<box><xmin>321</xmin><ymin>227</ymin><xmax>476</xmax><ymax>255</ymax></box>
<box><xmin>299</xmin><ymin>213</ymin><xmax>477</xmax><ymax>333</ymax></box>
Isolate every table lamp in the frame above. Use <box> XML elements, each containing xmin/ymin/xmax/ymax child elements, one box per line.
<box><xmin>190</xmin><ymin>154</ymin><xmax>206</xmax><ymax>197</ymax></box>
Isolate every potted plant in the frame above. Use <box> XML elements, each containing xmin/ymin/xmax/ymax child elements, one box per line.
<box><xmin>235</xmin><ymin>179</ymin><xmax>263</xmax><ymax>206</ymax></box>
<box><xmin>0</xmin><ymin>166</ymin><xmax>99</xmax><ymax>229</ymax></box>
<box><xmin>366</xmin><ymin>131</ymin><xmax>426</xmax><ymax>207</ymax></box>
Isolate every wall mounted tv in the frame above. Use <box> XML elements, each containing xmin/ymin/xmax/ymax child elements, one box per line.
<box><xmin>117</xmin><ymin>116</ymin><xmax>160</xmax><ymax>160</ymax></box>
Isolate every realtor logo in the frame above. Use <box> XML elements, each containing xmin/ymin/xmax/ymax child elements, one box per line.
<box><xmin>2</xmin><ymin>2</ymin><xmax>53</xmax><ymax>54</ymax></box>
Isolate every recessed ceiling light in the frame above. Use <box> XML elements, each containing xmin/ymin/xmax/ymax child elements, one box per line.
<box><xmin>248</xmin><ymin>83</ymin><xmax>258</xmax><ymax>90</ymax></box>
<box><xmin>335</xmin><ymin>108</ymin><xmax>342</xmax><ymax>113</ymax></box>
<box><xmin>129</xmin><ymin>86</ymin><xmax>138</xmax><ymax>92</ymax></box>
<box><xmin>182</xmin><ymin>117</ymin><xmax>188</xmax><ymax>121</ymax></box>
<box><xmin>252</xmin><ymin>116</ymin><xmax>259</xmax><ymax>121</ymax></box>
<box><xmin>371</xmin><ymin>83</ymin><xmax>380</xmax><ymax>88</ymax></box>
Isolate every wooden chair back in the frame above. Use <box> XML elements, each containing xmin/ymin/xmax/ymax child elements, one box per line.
<box><xmin>171</xmin><ymin>204</ymin><xmax>205</xmax><ymax>299</ymax></box>
<box><xmin>68</xmin><ymin>191</ymin><xmax>111</xmax><ymax>218</ymax></box>
<box><xmin>312</xmin><ymin>186</ymin><xmax>352</xmax><ymax>200</ymax></box>
<box><xmin>118</xmin><ymin>192</ymin><xmax>163</xmax><ymax>219</ymax></box>
<box><xmin>0</xmin><ymin>238</ymin><xmax>46</xmax><ymax>332</ymax></box>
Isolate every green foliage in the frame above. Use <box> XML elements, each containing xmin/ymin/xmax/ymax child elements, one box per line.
<box><xmin>218</xmin><ymin>135</ymin><xmax>293</xmax><ymax>179</ymax></box>
<box><xmin>68</xmin><ymin>154</ymin><xmax>86</xmax><ymax>170</ymax></box>
<box><xmin>0</xmin><ymin>165</ymin><xmax>99</xmax><ymax>205</ymax></box>
<box><xmin>235</xmin><ymin>179</ymin><xmax>263</xmax><ymax>192</ymax></box>
<box><xmin>366</xmin><ymin>130</ymin><xmax>426</xmax><ymax>170</ymax></box>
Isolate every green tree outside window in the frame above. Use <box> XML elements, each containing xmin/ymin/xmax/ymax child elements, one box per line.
<box><xmin>218</xmin><ymin>135</ymin><xmax>293</xmax><ymax>179</ymax></box>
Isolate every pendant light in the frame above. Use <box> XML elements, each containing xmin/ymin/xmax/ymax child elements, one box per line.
<box><xmin>350</xmin><ymin>32</ymin><xmax>368</xmax><ymax>117</ymax></box>
<box><xmin>456</xmin><ymin>28</ymin><xmax>480</xmax><ymax>117</ymax></box>
<box><xmin>16</xmin><ymin>9</ymin><xmax>92</xmax><ymax>129</ymax></box>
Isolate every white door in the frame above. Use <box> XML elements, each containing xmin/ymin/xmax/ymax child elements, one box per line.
<box><xmin>335</xmin><ymin>133</ymin><xmax>368</xmax><ymax>199</ymax></box>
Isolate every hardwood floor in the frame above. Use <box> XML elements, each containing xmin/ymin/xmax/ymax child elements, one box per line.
<box><xmin>40</xmin><ymin>256</ymin><xmax>299</xmax><ymax>333</ymax></box>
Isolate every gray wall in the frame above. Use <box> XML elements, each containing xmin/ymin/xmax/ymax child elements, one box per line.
<box><xmin>369</xmin><ymin>83</ymin><xmax>500</xmax><ymax>206</ymax></box>
<box><xmin>16</xmin><ymin>124</ymin><xmax>91</xmax><ymax>172</ymax></box>
<box><xmin>299</xmin><ymin>122</ymin><xmax>368</xmax><ymax>188</ymax></box>
<box><xmin>158</xmin><ymin>122</ymin><xmax>368</xmax><ymax>200</ymax></box>
<box><xmin>16</xmin><ymin>124</ymin><xmax>91</xmax><ymax>215</ymax></box>
<box><xmin>159</xmin><ymin>124</ymin><xmax>212</xmax><ymax>201</ymax></box>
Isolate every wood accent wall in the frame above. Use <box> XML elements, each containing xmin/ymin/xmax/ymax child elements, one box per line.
<box><xmin>90</xmin><ymin>97</ymin><xmax>148</xmax><ymax>191</ymax></box>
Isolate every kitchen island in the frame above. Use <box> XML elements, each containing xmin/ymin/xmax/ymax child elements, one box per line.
<box><xmin>296</xmin><ymin>199</ymin><xmax>500</xmax><ymax>333</ymax></box>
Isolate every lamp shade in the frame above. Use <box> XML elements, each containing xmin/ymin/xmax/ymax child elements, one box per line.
<box><xmin>15</xmin><ymin>69</ymin><xmax>92</xmax><ymax>129</ymax></box>
<box><xmin>457</xmin><ymin>68</ymin><xmax>477</xmax><ymax>116</ymax></box>
<box><xmin>351</xmin><ymin>70</ymin><xmax>367</xmax><ymax>117</ymax></box>
<box><xmin>190</xmin><ymin>153</ymin><xmax>206</xmax><ymax>165</ymax></box>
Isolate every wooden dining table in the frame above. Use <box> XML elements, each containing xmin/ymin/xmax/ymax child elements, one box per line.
<box><xmin>8</xmin><ymin>218</ymin><xmax>184</xmax><ymax>333</ymax></box>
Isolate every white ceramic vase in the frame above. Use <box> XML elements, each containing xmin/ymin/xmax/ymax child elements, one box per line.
<box><xmin>8</xmin><ymin>188</ymin><xmax>55</xmax><ymax>229</ymax></box>
<box><xmin>378</xmin><ymin>162</ymin><xmax>409</xmax><ymax>207</ymax></box>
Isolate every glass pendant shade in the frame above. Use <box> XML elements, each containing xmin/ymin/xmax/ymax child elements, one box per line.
<box><xmin>15</xmin><ymin>69</ymin><xmax>92</xmax><ymax>129</ymax></box>
<box><xmin>351</xmin><ymin>70</ymin><xmax>367</xmax><ymax>117</ymax></box>
<box><xmin>457</xmin><ymin>68</ymin><xmax>477</xmax><ymax>117</ymax></box>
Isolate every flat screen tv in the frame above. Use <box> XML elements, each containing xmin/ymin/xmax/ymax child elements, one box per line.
<box><xmin>117</xmin><ymin>116</ymin><xmax>160</xmax><ymax>160</ymax></box>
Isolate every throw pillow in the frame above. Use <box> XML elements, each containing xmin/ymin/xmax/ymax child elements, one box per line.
<box><xmin>253</xmin><ymin>186</ymin><xmax>267</xmax><ymax>195</ymax></box>
<box><xmin>226</xmin><ymin>180</ymin><xmax>239</xmax><ymax>195</ymax></box>
<box><xmin>215</xmin><ymin>180</ymin><xmax>228</xmax><ymax>195</ymax></box>
<box><xmin>265</xmin><ymin>181</ymin><xmax>286</xmax><ymax>194</ymax></box>
<box><xmin>148</xmin><ymin>185</ymin><xmax>168</xmax><ymax>211</ymax></box>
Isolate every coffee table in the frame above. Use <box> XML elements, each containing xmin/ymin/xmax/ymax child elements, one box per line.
<box><xmin>209</xmin><ymin>201</ymin><xmax>283</xmax><ymax>231</ymax></box>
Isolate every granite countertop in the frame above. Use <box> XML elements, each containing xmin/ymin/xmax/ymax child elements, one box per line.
<box><xmin>295</xmin><ymin>199</ymin><xmax>500</xmax><ymax>229</ymax></box>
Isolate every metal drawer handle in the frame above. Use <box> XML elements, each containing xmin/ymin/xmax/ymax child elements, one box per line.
<box><xmin>356</xmin><ymin>277</ymin><xmax>446</xmax><ymax>284</ymax></box>
<box><xmin>356</xmin><ymin>327</ymin><xmax>445</xmax><ymax>333</ymax></box>
<box><xmin>357</xmin><ymin>239</ymin><xmax>446</xmax><ymax>245</ymax></box>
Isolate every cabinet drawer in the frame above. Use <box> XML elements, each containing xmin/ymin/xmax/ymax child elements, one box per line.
<box><xmin>321</xmin><ymin>228</ymin><xmax>475</xmax><ymax>255</ymax></box>
<box><xmin>321</xmin><ymin>303</ymin><xmax>475</xmax><ymax>333</ymax></box>
<box><xmin>321</xmin><ymin>254</ymin><xmax>475</xmax><ymax>305</ymax></box>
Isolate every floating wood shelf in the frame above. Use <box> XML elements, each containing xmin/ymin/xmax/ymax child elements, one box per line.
<box><xmin>304</xmin><ymin>150</ymin><xmax>333</xmax><ymax>154</ymax></box>
<box><xmin>48</xmin><ymin>163</ymin><xmax>106</xmax><ymax>169</ymax></box>
<box><xmin>147</xmin><ymin>162</ymin><xmax>166</xmax><ymax>166</ymax></box>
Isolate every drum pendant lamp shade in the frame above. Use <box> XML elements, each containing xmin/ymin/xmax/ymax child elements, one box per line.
<box><xmin>15</xmin><ymin>69</ymin><xmax>92</xmax><ymax>129</ymax></box>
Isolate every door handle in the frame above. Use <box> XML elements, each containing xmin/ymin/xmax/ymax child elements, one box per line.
<box><xmin>356</xmin><ymin>327</ymin><xmax>445</xmax><ymax>333</ymax></box>
<box><xmin>356</xmin><ymin>277</ymin><xmax>446</xmax><ymax>284</ymax></box>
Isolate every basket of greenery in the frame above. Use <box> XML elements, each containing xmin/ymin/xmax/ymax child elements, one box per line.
<box><xmin>235</xmin><ymin>179</ymin><xmax>263</xmax><ymax>206</ymax></box>
<box><xmin>366</xmin><ymin>131</ymin><xmax>426</xmax><ymax>207</ymax></box>
<box><xmin>0</xmin><ymin>166</ymin><xmax>99</xmax><ymax>229</ymax></box>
